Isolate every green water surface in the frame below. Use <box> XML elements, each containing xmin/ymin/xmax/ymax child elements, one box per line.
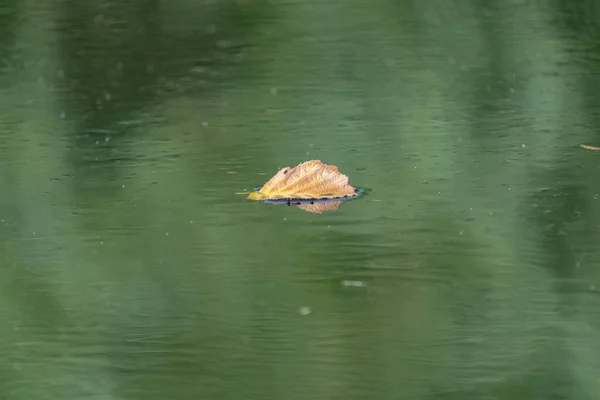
<box><xmin>1</xmin><ymin>1</ymin><xmax>600</xmax><ymax>399</ymax></box>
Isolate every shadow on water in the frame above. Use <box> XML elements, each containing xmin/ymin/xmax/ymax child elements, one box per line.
<box><xmin>56</xmin><ymin>0</ymin><xmax>274</xmax><ymax>132</ymax></box>
<box><xmin>46</xmin><ymin>0</ymin><xmax>279</xmax><ymax>215</ymax></box>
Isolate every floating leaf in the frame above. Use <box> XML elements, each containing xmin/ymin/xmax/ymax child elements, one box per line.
<box><xmin>245</xmin><ymin>160</ymin><xmax>364</xmax><ymax>213</ymax></box>
<box><xmin>580</xmin><ymin>144</ymin><xmax>600</xmax><ymax>151</ymax></box>
<box><xmin>247</xmin><ymin>160</ymin><xmax>358</xmax><ymax>201</ymax></box>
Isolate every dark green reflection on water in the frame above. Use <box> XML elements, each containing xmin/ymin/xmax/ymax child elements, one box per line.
<box><xmin>1</xmin><ymin>0</ymin><xmax>600</xmax><ymax>399</ymax></box>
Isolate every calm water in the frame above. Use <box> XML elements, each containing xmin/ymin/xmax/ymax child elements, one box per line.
<box><xmin>1</xmin><ymin>1</ymin><xmax>600</xmax><ymax>399</ymax></box>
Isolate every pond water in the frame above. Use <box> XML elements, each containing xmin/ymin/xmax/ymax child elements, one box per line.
<box><xmin>1</xmin><ymin>0</ymin><xmax>600</xmax><ymax>399</ymax></box>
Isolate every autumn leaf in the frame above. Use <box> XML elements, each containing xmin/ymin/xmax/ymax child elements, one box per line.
<box><xmin>247</xmin><ymin>160</ymin><xmax>358</xmax><ymax>201</ymax></box>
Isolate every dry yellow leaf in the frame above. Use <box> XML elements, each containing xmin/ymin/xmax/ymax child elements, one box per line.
<box><xmin>247</xmin><ymin>160</ymin><xmax>357</xmax><ymax>201</ymax></box>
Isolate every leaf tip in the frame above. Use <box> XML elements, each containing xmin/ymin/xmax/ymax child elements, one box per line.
<box><xmin>247</xmin><ymin>191</ymin><xmax>266</xmax><ymax>201</ymax></box>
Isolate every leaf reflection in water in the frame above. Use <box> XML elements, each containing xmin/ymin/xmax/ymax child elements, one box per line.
<box><xmin>266</xmin><ymin>199</ymin><xmax>344</xmax><ymax>214</ymax></box>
